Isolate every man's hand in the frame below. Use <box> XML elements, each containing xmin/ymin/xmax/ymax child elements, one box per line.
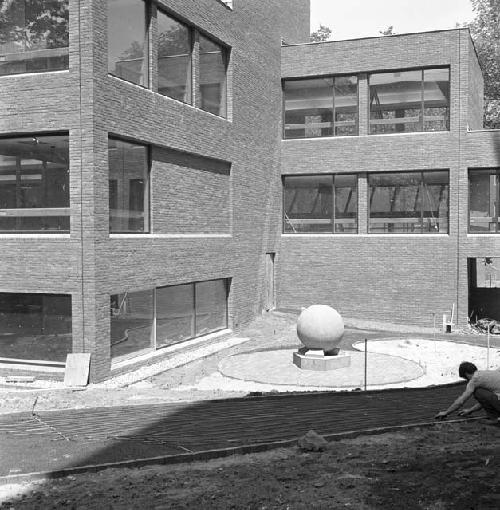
<box><xmin>458</xmin><ymin>408</ymin><xmax>472</xmax><ymax>416</ymax></box>
<box><xmin>435</xmin><ymin>411</ymin><xmax>448</xmax><ymax>420</ymax></box>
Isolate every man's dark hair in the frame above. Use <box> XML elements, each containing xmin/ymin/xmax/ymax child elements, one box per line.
<box><xmin>458</xmin><ymin>362</ymin><xmax>478</xmax><ymax>379</ymax></box>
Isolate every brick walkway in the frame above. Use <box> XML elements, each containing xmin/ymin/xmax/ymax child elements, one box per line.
<box><xmin>0</xmin><ymin>383</ymin><xmax>471</xmax><ymax>481</ymax></box>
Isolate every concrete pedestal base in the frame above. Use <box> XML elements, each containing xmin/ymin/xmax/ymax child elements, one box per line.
<box><xmin>293</xmin><ymin>350</ymin><xmax>351</xmax><ymax>371</ymax></box>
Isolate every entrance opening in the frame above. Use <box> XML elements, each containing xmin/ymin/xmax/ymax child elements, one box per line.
<box><xmin>468</xmin><ymin>257</ymin><xmax>500</xmax><ymax>322</ymax></box>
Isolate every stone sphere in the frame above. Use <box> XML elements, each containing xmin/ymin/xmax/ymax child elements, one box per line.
<box><xmin>297</xmin><ymin>305</ymin><xmax>344</xmax><ymax>351</ymax></box>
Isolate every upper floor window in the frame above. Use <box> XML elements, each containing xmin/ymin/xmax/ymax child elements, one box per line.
<box><xmin>283</xmin><ymin>174</ymin><xmax>357</xmax><ymax>233</ymax></box>
<box><xmin>0</xmin><ymin>0</ymin><xmax>69</xmax><ymax>76</ymax></box>
<box><xmin>157</xmin><ymin>10</ymin><xmax>191</xmax><ymax>102</ymax></box>
<box><xmin>199</xmin><ymin>34</ymin><xmax>228</xmax><ymax>117</ymax></box>
<box><xmin>369</xmin><ymin>67</ymin><xmax>450</xmax><ymax>135</ymax></box>
<box><xmin>283</xmin><ymin>76</ymin><xmax>358</xmax><ymax>139</ymax></box>
<box><xmin>469</xmin><ymin>169</ymin><xmax>500</xmax><ymax>233</ymax></box>
<box><xmin>0</xmin><ymin>134</ymin><xmax>69</xmax><ymax>233</ymax></box>
<box><xmin>369</xmin><ymin>170</ymin><xmax>449</xmax><ymax>233</ymax></box>
<box><xmin>109</xmin><ymin>138</ymin><xmax>149</xmax><ymax>233</ymax></box>
<box><xmin>108</xmin><ymin>0</ymin><xmax>148</xmax><ymax>87</ymax></box>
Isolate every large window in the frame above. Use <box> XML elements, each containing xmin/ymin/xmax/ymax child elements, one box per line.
<box><xmin>0</xmin><ymin>293</ymin><xmax>71</xmax><ymax>364</ymax></box>
<box><xmin>283</xmin><ymin>76</ymin><xmax>358</xmax><ymax>139</ymax></box>
<box><xmin>157</xmin><ymin>10</ymin><xmax>191</xmax><ymax>102</ymax></box>
<box><xmin>199</xmin><ymin>34</ymin><xmax>228</xmax><ymax>117</ymax></box>
<box><xmin>0</xmin><ymin>0</ymin><xmax>69</xmax><ymax>77</ymax></box>
<box><xmin>369</xmin><ymin>171</ymin><xmax>449</xmax><ymax>233</ymax></box>
<box><xmin>108</xmin><ymin>138</ymin><xmax>149</xmax><ymax>233</ymax></box>
<box><xmin>108</xmin><ymin>0</ymin><xmax>148</xmax><ymax>87</ymax></box>
<box><xmin>0</xmin><ymin>134</ymin><xmax>69</xmax><ymax>233</ymax></box>
<box><xmin>111</xmin><ymin>279</ymin><xmax>228</xmax><ymax>360</ymax></box>
<box><xmin>369</xmin><ymin>67</ymin><xmax>449</xmax><ymax>134</ymax></box>
<box><xmin>108</xmin><ymin>3</ymin><xmax>229</xmax><ymax>118</ymax></box>
<box><xmin>283</xmin><ymin>174</ymin><xmax>357</xmax><ymax>233</ymax></box>
<box><xmin>469</xmin><ymin>169</ymin><xmax>500</xmax><ymax>233</ymax></box>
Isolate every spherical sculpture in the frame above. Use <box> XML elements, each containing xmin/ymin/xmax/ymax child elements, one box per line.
<box><xmin>297</xmin><ymin>305</ymin><xmax>344</xmax><ymax>353</ymax></box>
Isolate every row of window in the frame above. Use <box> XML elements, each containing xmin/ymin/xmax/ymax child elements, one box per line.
<box><xmin>283</xmin><ymin>67</ymin><xmax>450</xmax><ymax>139</ymax></box>
<box><xmin>0</xmin><ymin>279</ymin><xmax>228</xmax><ymax>363</ymax></box>
<box><xmin>283</xmin><ymin>170</ymin><xmax>499</xmax><ymax>235</ymax></box>
<box><xmin>0</xmin><ymin>1</ymin><xmax>228</xmax><ymax>118</ymax></box>
<box><xmin>108</xmin><ymin>0</ymin><xmax>229</xmax><ymax>117</ymax></box>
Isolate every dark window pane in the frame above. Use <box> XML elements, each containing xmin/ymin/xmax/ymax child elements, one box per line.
<box><xmin>284</xmin><ymin>78</ymin><xmax>334</xmax><ymax>139</ymax></box>
<box><xmin>283</xmin><ymin>175</ymin><xmax>333</xmax><ymax>233</ymax></box>
<box><xmin>156</xmin><ymin>284</ymin><xmax>195</xmax><ymax>348</ymax></box>
<box><xmin>370</xmin><ymin>70</ymin><xmax>423</xmax><ymax>134</ymax></box>
<box><xmin>108</xmin><ymin>138</ymin><xmax>149</xmax><ymax>233</ymax></box>
<box><xmin>422</xmin><ymin>171</ymin><xmax>449</xmax><ymax>233</ymax></box>
<box><xmin>469</xmin><ymin>170</ymin><xmax>497</xmax><ymax>232</ymax></box>
<box><xmin>157</xmin><ymin>11</ymin><xmax>191</xmax><ymax>102</ymax></box>
<box><xmin>108</xmin><ymin>0</ymin><xmax>148</xmax><ymax>87</ymax></box>
<box><xmin>369</xmin><ymin>171</ymin><xmax>448</xmax><ymax>233</ymax></box>
<box><xmin>0</xmin><ymin>293</ymin><xmax>71</xmax><ymax>363</ymax></box>
<box><xmin>0</xmin><ymin>0</ymin><xmax>69</xmax><ymax>76</ymax></box>
<box><xmin>110</xmin><ymin>289</ymin><xmax>153</xmax><ymax>360</ymax></box>
<box><xmin>424</xmin><ymin>68</ymin><xmax>450</xmax><ymax>131</ymax></box>
<box><xmin>334</xmin><ymin>174</ymin><xmax>357</xmax><ymax>233</ymax></box>
<box><xmin>199</xmin><ymin>35</ymin><xmax>227</xmax><ymax>117</ymax></box>
<box><xmin>0</xmin><ymin>134</ymin><xmax>69</xmax><ymax>232</ymax></box>
<box><xmin>195</xmin><ymin>280</ymin><xmax>227</xmax><ymax>336</ymax></box>
<box><xmin>334</xmin><ymin>76</ymin><xmax>358</xmax><ymax>136</ymax></box>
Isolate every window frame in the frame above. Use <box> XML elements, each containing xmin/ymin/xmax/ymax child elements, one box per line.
<box><xmin>282</xmin><ymin>74</ymin><xmax>359</xmax><ymax>140</ymax></box>
<box><xmin>108</xmin><ymin>136</ymin><xmax>151</xmax><ymax>234</ymax></box>
<box><xmin>368</xmin><ymin>66</ymin><xmax>450</xmax><ymax>135</ymax></box>
<box><xmin>468</xmin><ymin>168</ymin><xmax>500</xmax><ymax>234</ymax></box>
<box><xmin>0</xmin><ymin>132</ymin><xmax>70</xmax><ymax>234</ymax></box>
<box><xmin>368</xmin><ymin>169</ymin><xmax>450</xmax><ymax>234</ymax></box>
<box><xmin>282</xmin><ymin>173</ymin><xmax>358</xmax><ymax>234</ymax></box>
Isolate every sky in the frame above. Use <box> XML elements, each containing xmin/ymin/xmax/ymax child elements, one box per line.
<box><xmin>310</xmin><ymin>0</ymin><xmax>475</xmax><ymax>41</ymax></box>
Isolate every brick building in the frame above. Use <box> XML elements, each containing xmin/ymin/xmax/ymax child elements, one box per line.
<box><xmin>0</xmin><ymin>1</ymin><xmax>498</xmax><ymax>382</ymax></box>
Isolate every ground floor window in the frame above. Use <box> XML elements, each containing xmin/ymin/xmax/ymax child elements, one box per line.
<box><xmin>369</xmin><ymin>170</ymin><xmax>449</xmax><ymax>233</ymax></box>
<box><xmin>283</xmin><ymin>174</ymin><xmax>357</xmax><ymax>233</ymax></box>
<box><xmin>0</xmin><ymin>293</ymin><xmax>72</xmax><ymax>364</ymax></box>
<box><xmin>110</xmin><ymin>279</ymin><xmax>229</xmax><ymax>361</ymax></box>
<box><xmin>468</xmin><ymin>258</ymin><xmax>500</xmax><ymax>322</ymax></box>
<box><xmin>469</xmin><ymin>169</ymin><xmax>500</xmax><ymax>233</ymax></box>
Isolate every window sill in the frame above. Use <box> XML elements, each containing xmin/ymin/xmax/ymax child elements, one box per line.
<box><xmin>0</xmin><ymin>233</ymin><xmax>70</xmax><ymax>239</ymax></box>
<box><xmin>110</xmin><ymin>233</ymin><xmax>232</xmax><ymax>239</ymax></box>
<box><xmin>282</xmin><ymin>233</ymin><xmax>450</xmax><ymax>238</ymax></box>
<box><xmin>0</xmin><ymin>69</ymin><xmax>69</xmax><ymax>80</ymax></box>
<box><xmin>282</xmin><ymin>131</ymin><xmax>450</xmax><ymax>142</ymax></box>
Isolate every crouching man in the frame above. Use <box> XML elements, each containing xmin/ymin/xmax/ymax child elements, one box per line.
<box><xmin>435</xmin><ymin>362</ymin><xmax>500</xmax><ymax>422</ymax></box>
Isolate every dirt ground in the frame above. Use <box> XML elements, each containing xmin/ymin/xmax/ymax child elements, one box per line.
<box><xmin>1</xmin><ymin>421</ymin><xmax>500</xmax><ymax>509</ymax></box>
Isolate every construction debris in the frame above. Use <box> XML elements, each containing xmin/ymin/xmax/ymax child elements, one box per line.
<box><xmin>469</xmin><ymin>318</ymin><xmax>500</xmax><ymax>335</ymax></box>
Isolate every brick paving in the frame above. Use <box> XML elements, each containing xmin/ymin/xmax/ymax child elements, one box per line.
<box><xmin>0</xmin><ymin>384</ymin><xmax>470</xmax><ymax>481</ymax></box>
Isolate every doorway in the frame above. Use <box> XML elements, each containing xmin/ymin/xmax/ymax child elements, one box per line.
<box><xmin>468</xmin><ymin>257</ymin><xmax>500</xmax><ymax>322</ymax></box>
<box><xmin>264</xmin><ymin>253</ymin><xmax>276</xmax><ymax>312</ymax></box>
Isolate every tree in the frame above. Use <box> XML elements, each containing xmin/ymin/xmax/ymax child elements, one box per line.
<box><xmin>0</xmin><ymin>0</ymin><xmax>69</xmax><ymax>50</ymax></box>
<box><xmin>379</xmin><ymin>26</ymin><xmax>396</xmax><ymax>36</ymax></box>
<box><xmin>468</xmin><ymin>0</ymin><xmax>500</xmax><ymax>128</ymax></box>
<box><xmin>310</xmin><ymin>25</ymin><xmax>332</xmax><ymax>43</ymax></box>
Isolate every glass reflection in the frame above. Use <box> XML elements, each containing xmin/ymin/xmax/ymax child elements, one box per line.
<box><xmin>469</xmin><ymin>170</ymin><xmax>497</xmax><ymax>232</ymax></box>
<box><xmin>199</xmin><ymin>35</ymin><xmax>227</xmax><ymax>117</ymax></box>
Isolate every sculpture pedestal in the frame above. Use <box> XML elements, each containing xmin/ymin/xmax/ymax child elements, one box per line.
<box><xmin>293</xmin><ymin>350</ymin><xmax>351</xmax><ymax>371</ymax></box>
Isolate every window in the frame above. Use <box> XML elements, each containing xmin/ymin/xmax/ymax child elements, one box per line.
<box><xmin>369</xmin><ymin>171</ymin><xmax>449</xmax><ymax>233</ymax></box>
<box><xmin>108</xmin><ymin>0</ymin><xmax>148</xmax><ymax>87</ymax></box>
<box><xmin>110</xmin><ymin>289</ymin><xmax>154</xmax><ymax>360</ymax></box>
<box><xmin>199</xmin><ymin>34</ymin><xmax>227</xmax><ymax>117</ymax></box>
<box><xmin>112</xmin><ymin>279</ymin><xmax>228</xmax><ymax>359</ymax></box>
<box><xmin>469</xmin><ymin>169</ymin><xmax>500</xmax><ymax>233</ymax></box>
<box><xmin>283</xmin><ymin>76</ymin><xmax>358</xmax><ymax>139</ymax></box>
<box><xmin>283</xmin><ymin>174</ymin><xmax>357</xmax><ymax>233</ymax></box>
<box><xmin>0</xmin><ymin>0</ymin><xmax>69</xmax><ymax>77</ymax></box>
<box><xmin>0</xmin><ymin>134</ymin><xmax>69</xmax><ymax>233</ymax></box>
<box><xmin>0</xmin><ymin>293</ymin><xmax>71</xmax><ymax>363</ymax></box>
<box><xmin>157</xmin><ymin>10</ymin><xmax>191</xmax><ymax>102</ymax></box>
<box><xmin>108</xmin><ymin>138</ymin><xmax>149</xmax><ymax>233</ymax></box>
<box><xmin>108</xmin><ymin>3</ymin><xmax>230</xmax><ymax>118</ymax></box>
<box><xmin>369</xmin><ymin>67</ymin><xmax>449</xmax><ymax>134</ymax></box>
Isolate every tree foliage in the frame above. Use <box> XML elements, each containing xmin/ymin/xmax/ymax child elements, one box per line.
<box><xmin>468</xmin><ymin>0</ymin><xmax>500</xmax><ymax>128</ymax></box>
<box><xmin>0</xmin><ymin>0</ymin><xmax>68</xmax><ymax>49</ymax></box>
<box><xmin>310</xmin><ymin>25</ymin><xmax>332</xmax><ymax>43</ymax></box>
<box><xmin>379</xmin><ymin>26</ymin><xmax>396</xmax><ymax>36</ymax></box>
